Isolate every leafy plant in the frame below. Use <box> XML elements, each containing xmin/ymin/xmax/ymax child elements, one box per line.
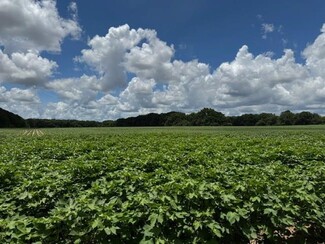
<box><xmin>0</xmin><ymin>127</ymin><xmax>324</xmax><ymax>243</ymax></box>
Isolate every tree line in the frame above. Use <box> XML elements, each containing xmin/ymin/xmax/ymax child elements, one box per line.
<box><xmin>0</xmin><ymin>108</ymin><xmax>26</xmax><ymax>128</ymax></box>
<box><xmin>1</xmin><ymin>107</ymin><xmax>325</xmax><ymax>128</ymax></box>
<box><xmin>113</xmin><ymin>108</ymin><xmax>325</xmax><ymax>127</ymax></box>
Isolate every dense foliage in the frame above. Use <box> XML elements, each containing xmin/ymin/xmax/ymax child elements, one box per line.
<box><xmin>26</xmin><ymin>118</ymin><xmax>102</xmax><ymax>128</ymax></box>
<box><xmin>0</xmin><ymin>127</ymin><xmax>324</xmax><ymax>243</ymax></box>
<box><xmin>0</xmin><ymin>108</ymin><xmax>26</xmax><ymax>128</ymax></box>
<box><xmin>1</xmin><ymin>107</ymin><xmax>325</xmax><ymax>128</ymax></box>
<box><xmin>27</xmin><ymin>108</ymin><xmax>325</xmax><ymax>128</ymax></box>
<box><xmin>115</xmin><ymin>109</ymin><xmax>325</xmax><ymax>127</ymax></box>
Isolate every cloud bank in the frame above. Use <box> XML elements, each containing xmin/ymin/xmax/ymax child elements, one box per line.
<box><xmin>45</xmin><ymin>24</ymin><xmax>325</xmax><ymax>120</ymax></box>
<box><xmin>0</xmin><ymin>1</ymin><xmax>325</xmax><ymax>120</ymax></box>
<box><xmin>0</xmin><ymin>0</ymin><xmax>81</xmax><ymax>53</ymax></box>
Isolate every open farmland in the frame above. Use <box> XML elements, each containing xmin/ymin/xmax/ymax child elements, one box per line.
<box><xmin>0</xmin><ymin>126</ymin><xmax>324</xmax><ymax>243</ymax></box>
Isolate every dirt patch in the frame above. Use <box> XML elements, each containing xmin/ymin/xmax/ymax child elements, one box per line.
<box><xmin>22</xmin><ymin>129</ymin><xmax>45</xmax><ymax>136</ymax></box>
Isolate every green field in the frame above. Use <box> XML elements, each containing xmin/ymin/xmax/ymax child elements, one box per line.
<box><xmin>0</xmin><ymin>126</ymin><xmax>325</xmax><ymax>243</ymax></box>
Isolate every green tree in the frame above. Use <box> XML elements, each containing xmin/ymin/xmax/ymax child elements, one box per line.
<box><xmin>279</xmin><ymin>110</ymin><xmax>296</xmax><ymax>125</ymax></box>
<box><xmin>256</xmin><ymin>113</ymin><xmax>278</xmax><ymax>126</ymax></box>
<box><xmin>191</xmin><ymin>108</ymin><xmax>227</xmax><ymax>126</ymax></box>
<box><xmin>295</xmin><ymin>111</ymin><xmax>321</xmax><ymax>125</ymax></box>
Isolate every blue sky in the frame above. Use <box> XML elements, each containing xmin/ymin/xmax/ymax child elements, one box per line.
<box><xmin>1</xmin><ymin>0</ymin><xmax>325</xmax><ymax>120</ymax></box>
<box><xmin>57</xmin><ymin>0</ymin><xmax>325</xmax><ymax>67</ymax></box>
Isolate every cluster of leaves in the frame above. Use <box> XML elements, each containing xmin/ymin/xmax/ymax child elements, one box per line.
<box><xmin>0</xmin><ymin>127</ymin><xmax>324</xmax><ymax>243</ymax></box>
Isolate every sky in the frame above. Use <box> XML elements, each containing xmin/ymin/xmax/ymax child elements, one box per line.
<box><xmin>1</xmin><ymin>0</ymin><xmax>325</xmax><ymax>121</ymax></box>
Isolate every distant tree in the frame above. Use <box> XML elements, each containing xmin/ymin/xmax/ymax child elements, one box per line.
<box><xmin>116</xmin><ymin>113</ymin><xmax>164</xmax><ymax>126</ymax></box>
<box><xmin>0</xmin><ymin>107</ymin><xmax>26</xmax><ymax>128</ymax></box>
<box><xmin>233</xmin><ymin>114</ymin><xmax>260</xmax><ymax>126</ymax></box>
<box><xmin>17</xmin><ymin>108</ymin><xmax>325</xmax><ymax>128</ymax></box>
<box><xmin>279</xmin><ymin>110</ymin><xmax>296</xmax><ymax>125</ymax></box>
<box><xmin>0</xmin><ymin>114</ymin><xmax>10</xmax><ymax>127</ymax></box>
<box><xmin>164</xmin><ymin>112</ymin><xmax>189</xmax><ymax>126</ymax></box>
<box><xmin>321</xmin><ymin>116</ymin><xmax>325</xmax><ymax>124</ymax></box>
<box><xmin>102</xmin><ymin>120</ymin><xmax>116</xmax><ymax>127</ymax></box>
<box><xmin>256</xmin><ymin>113</ymin><xmax>278</xmax><ymax>126</ymax></box>
<box><xmin>311</xmin><ymin>113</ymin><xmax>322</xmax><ymax>124</ymax></box>
<box><xmin>191</xmin><ymin>108</ymin><xmax>227</xmax><ymax>126</ymax></box>
<box><xmin>139</xmin><ymin>113</ymin><xmax>164</xmax><ymax>126</ymax></box>
<box><xmin>295</xmin><ymin>111</ymin><xmax>321</xmax><ymax>125</ymax></box>
<box><xmin>26</xmin><ymin>118</ymin><xmax>101</xmax><ymax>128</ymax></box>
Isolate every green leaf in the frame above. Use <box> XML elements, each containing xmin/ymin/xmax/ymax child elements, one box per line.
<box><xmin>221</xmin><ymin>194</ymin><xmax>237</xmax><ymax>203</ymax></box>
<box><xmin>18</xmin><ymin>191</ymin><xmax>30</xmax><ymax>200</ymax></box>
<box><xmin>109</xmin><ymin>226</ymin><xmax>119</xmax><ymax>235</ymax></box>
<box><xmin>7</xmin><ymin>221</ymin><xmax>16</xmax><ymax>230</ymax></box>
<box><xmin>193</xmin><ymin>221</ymin><xmax>202</xmax><ymax>230</ymax></box>
<box><xmin>242</xmin><ymin>226</ymin><xmax>258</xmax><ymax>239</ymax></box>
<box><xmin>143</xmin><ymin>224</ymin><xmax>154</xmax><ymax>237</ymax></box>
<box><xmin>157</xmin><ymin>214</ymin><xmax>164</xmax><ymax>224</ymax></box>
<box><xmin>207</xmin><ymin>222</ymin><xmax>222</xmax><ymax>238</ymax></box>
<box><xmin>74</xmin><ymin>239</ymin><xmax>82</xmax><ymax>244</ymax></box>
<box><xmin>91</xmin><ymin>219</ymin><xmax>102</xmax><ymax>229</ymax></box>
<box><xmin>250</xmin><ymin>196</ymin><xmax>261</xmax><ymax>203</ymax></box>
<box><xmin>69</xmin><ymin>230</ymin><xmax>86</xmax><ymax>236</ymax></box>
<box><xmin>104</xmin><ymin>227</ymin><xmax>111</xmax><ymax>235</ymax></box>
<box><xmin>148</xmin><ymin>213</ymin><xmax>158</xmax><ymax>227</ymax></box>
<box><xmin>263</xmin><ymin>208</ymin><xmax>277</xmax><ymax>216</ymax></box>
<box><xmin>226</xmin><ymin>211</ymin><xmax>240</xmax><ymax>225</ymax></box>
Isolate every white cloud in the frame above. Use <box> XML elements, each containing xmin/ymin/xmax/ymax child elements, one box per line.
<box><xmin>261</xmin><ymin>23</ymin><xmax>275</xmax><ymax>39</ymax></box>
<box><xmin>42</xmin><ymin>100</ymin><xmax>119</xmax><ymax>121</ymax></box>
<box><xmin>78</xmin><ymin>24</ymin><xmax>175</xmax><ymax>90</ymax></box>
<box><xmin>303</xmin><ymin>24</ymin><xmax>325</xmax><ymax>77</ymax></box>
<box><xmin>58</xmin><ymin>23</ymin><xmax>325</xmax><ymax>119</ymax></box>
<box><xmin>0</xmin><ymin>86</ymin><xmax>41</xmax><ymax>118</ymax></box>
<box><xmin>78</xmin><ymin>25</ymin><xmax>143</xmax><ymax>90</ymax></box>
<box><xmin>124</xmin><ymin>36</ymin><xmax>174</xmax><ymax>82</ymax></box>
<box><xmin>0</xmin><ymin>0</ymin><xmax>81</xmax><ymax>89</ymax></box>
<box><xmin>262</xmin><ymin>23</ymin><xmax>275</xmax><ymax>33</ymax></box>
<box><xmin>46</xmin><ymin>75</ymin><xmax>100</xmax><ymax>104</ymax></box>
<box><xmin>0</xmin><ymin>50</ymin><xmax>57</xmax><ymax>86</ymax></box>
<box><xmin>210</xmin><ymin>46</ymin><xmax>309</xmax><ymax>109</ymax></box>
<box><xmin>118</xmin><ymin>77</ymin><xmax>156</xmax><ymax>111</ymax></box>
<box><xmin>152</xmin><ymin>59</ymin><xmax>211</xmax><ymax>110</ymax></box>
<box><xmin>3</xmin><ymin>22</ymin><xmax>325</xmax><ymax>120</ymax></box>
<box><xmin>0</xmin><ymin>86</ymin><xmax>39</xmax><ymax>103</ymax></box>
<box><xmin>0</xmin><ymin>0</ymin><xmax>81</xmax><ymax>53</ymax></box>
<box><xmin>68</xmin><ymin>2</ymin><xmax>78</xmax><ymax>18</ymax></box>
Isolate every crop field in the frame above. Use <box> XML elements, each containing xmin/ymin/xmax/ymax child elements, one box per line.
<box><xmin>0</xmin><ymin>126</ymin><xmax>324</xmax><ymax>243</ymax></box>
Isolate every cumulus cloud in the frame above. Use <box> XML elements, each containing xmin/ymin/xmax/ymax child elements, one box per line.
<box><xmin>210</xmin><ymin>46</ymin><xmax>309</xmax><ymax>108</ymax></box>
<box><xmin>124</xmin><ymin>36</ymin><xmax>174</xmax><ymax>82</ymax></box>
<box><xmin>0</xmin><ymin>0</ymin><xmax>84</xmax><ymax>118</ymax></box>
<box><xmin>46</xmin><ymin>75</ymin><xmax>100</xmax><ymax>104</ymax></box>
<box><xmin>0</xmin><ymin>0</ymin><xmax>81</xmax><ymax>88</ymax></box>
<box><xmin>40</xmin><ymin>23</ymin><xmax>325</xmax><ymax>120</ymax></box>
<box><xmin>118</xmin><ymin>78</ymin><xmax>156</xmax><ymax>111</ymax></box>
<box><xmin>78</xmin><ymin>25</ymin><xmax>143</xmax><ymax>90</ymax></box>
<box><xmin>151</xmin><ymin>60</ymin><xmax>211</xmax><ymax>110</ymax></box>
<box><xmin>0</xmin><ymin>86</ymin><xmax>39</xmax><ymax>103</ymax></box>
<box><xmin>42</xmin><ymin>99</ymin><xmax>119</xmax><ymax>121</ymax></box>
<box><xmin>77</xmin><ymin>24</ymin><xmax>175</xmax><ymax>90</ymax></box>
<box><xmin>4</xmin><ymin>22</ymin><xmax>325</xmax><ymax>120</ymax></box>
<box><xmin>303</xmin><ymin>24</ymin><xmax>325</xmax><ymax>77</ymax></box>
<box><xmin>0</xmin><ymin>50</ymin><xmax>57</xmax><ymax>86</ymax></box>
<box><xmin>0</xmin><ymin>86</ymin><xmax>41</xmax><ymax>118</ymax></box>
<box><xmin>0</xmin><ymin>0</ymin><xmax>81</xmax><ymax>53</ymax></box>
